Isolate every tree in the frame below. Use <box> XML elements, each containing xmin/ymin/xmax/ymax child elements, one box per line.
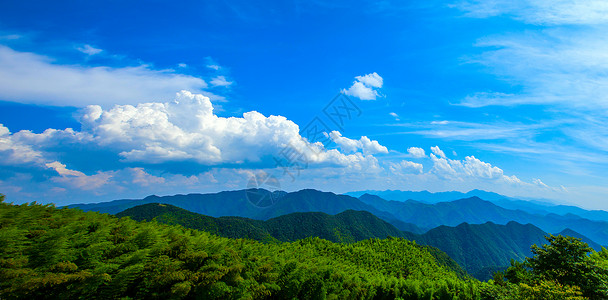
<box><xmin>526</xmin><ymin>234</ymin><xmax>608</xmax><ymax>298</ymax></box>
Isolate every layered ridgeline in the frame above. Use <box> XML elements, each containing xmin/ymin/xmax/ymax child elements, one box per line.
<box><xmin>69</xmin><ymin>189</ymin><xmax>423</xmax><ymax>233</ymax></box>
<box><xmin>404</xmin><ymin>221</ymin><xmax>601</xmax><ymax>280</ymax></box>
<box><xmin>349</xmin><ymin>189</ymin><xmax>608</xmax><ymax>222</ymax></box>
<box><xmin>0</xmin><ymin>199</ymin><xmax>480</xmax><ymax>299</ymax></box>
<box><xmin>70</xmin><ymin>188</ymin><xmax>608</xmax><ymax>245</ymax></box>
<box><xmin>357</xmin><ymin>194</ymin><xmax>608</xmax><ymax>245</ymax></box>
<box><xmin>117</xmin><ymin>203</ymin><xmax>599</xmax><ymax>281</ymax></box>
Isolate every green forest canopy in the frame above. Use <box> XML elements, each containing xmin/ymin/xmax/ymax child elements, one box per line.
<box><xmin>1</xmin><ymin>195</ymin><xmax>608</xmax><ymax>299</ymax></box>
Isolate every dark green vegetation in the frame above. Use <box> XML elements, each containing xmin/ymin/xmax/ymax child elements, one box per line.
<box><xmin>493</xmin><ymin>235</ymin><xmax>608</xmax><ymax>299</ymax></box>
<box><xmin>120</xmin><ymin>203</ymin><xmax>600</xmax><ymax>281</ymax></box>
<box><xmin>403</xmin><ymin>221</ymin><xmax>603</xmax><ymax>280</ymax></box>
<box><xmin>3</xmin><ymin>194</ymin><xmax>608</xmax><ymax>299</ymax></box>
<box><xmin>117</xmin><ymin>203</ymin><xmax>405</xmax><ymax>244</ymax></box>
<box><xmin>1</xmin><ymin>197</ymin><xmax>478</xmax><ymax>299</ymax></box>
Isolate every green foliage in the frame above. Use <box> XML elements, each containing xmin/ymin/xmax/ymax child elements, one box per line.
<box><xmin>407</xmin><ymin>221</ymin><xmax>549</xmax><ymax>279</ymax></box>
<box><xmin>1</xmin><ymin>200</ymin><xmax>482</xmax><ymax>299</ymax></box>
<box><xmin>499</xmin><ymin>234</ymin><xmax>608</xmax><ymax>299</ymax></box>
<box><xmin>118</xmin><ymin>203</ymin><xmax>468</xmax><ymax>278</ymax></box>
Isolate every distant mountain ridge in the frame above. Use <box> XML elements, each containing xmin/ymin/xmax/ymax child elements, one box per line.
<box><xmin>347</xmin><ymin>189</ymin><xmax>608</xmax><ymax>222</ymax></box>
<box><xmin>357</xmin><ymin>194</ymin><xmax>608</xmax><ymax>245</ymax></box>
<box><xmin>69</xmin><ymin>189</ymin><xmax>424</xmax><ymax>234</ymax></box>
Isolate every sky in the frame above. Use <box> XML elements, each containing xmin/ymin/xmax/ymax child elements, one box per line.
<box><xmin>1</xmin><ymin>0</ymin><xmax>608</xmax><ymax>209</ymax></box>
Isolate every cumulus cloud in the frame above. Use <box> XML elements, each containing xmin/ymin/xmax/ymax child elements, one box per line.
<box><xmin>431</xmin><ymin>146</ymin><xmax>446</xmax><ymax>158</ymax></box>
<box><xmin>130</xmin><ymin>167</ymin><xmax>166</xmax><ymax>186</ymax></box>
<box><xmin>429</xmin><ymin>152</ymin><xmax>523</xmax><ymax>185</ymax></box>
<box><xmin>390</xmin><ymin>160</ymin><xmax>423</xmax><ymax>174</ymax></box>
<box><xmin>0</xmin><ymin>124</ymin><xmax>45</xmax><ymax>165</ymax></box>
<box><xmin>2</xmin><ymin>91</ymin><xmax>382</xmax><ymax>172</ymax></box>
<box><xmin>407</xmin><ymin>147</ymin><xmax>426</xmax><ymax>158</ymax></box>
<box><xmin>0</xmin><ymin>45</ymin><xmax>208</xmax><ymax>106</ymax></box>
<box><xmin>329</xmin><ymin>131</ymin><xmax>388</xmax><ymax>155</ymax></box>
<box><xmin>342</xmin><ymin>72</ymin><xmax>384</xmax><ymax>100</ymax></box>
<box><xmin>46</xmin><ymin>161</ymin><xmax>112</xmax><ymax>190</ymax></box>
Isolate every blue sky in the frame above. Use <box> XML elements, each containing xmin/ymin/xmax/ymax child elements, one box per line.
<box><xmin>1</xmin><ymin>0</ymin><xmax>608</xmax><ymax>209</ymax></box>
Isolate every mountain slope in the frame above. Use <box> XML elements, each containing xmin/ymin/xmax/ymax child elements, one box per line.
<box><xmin>404</xmin><ymin>221</ymin><xmax>602</xmax><ymax>279</ymax></box>
<box><xmin>359</xmin><ymin>194</ymin><xmax>608</xmax><ymax>245</ymax></box>
<box><xmin>0</xmin><ymin>199</ymin><xmax>477</xmax><ymax>299</ymax></box>
<box><xmin>117</xmin><ymin>203</ymin><xmax>406</xmax><ymax>243</ymax></box>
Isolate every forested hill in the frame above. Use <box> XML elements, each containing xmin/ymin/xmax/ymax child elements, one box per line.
<box><xmin>404</xmin><ymin>221</ymin><xmax>602</xmax><ymax>280</ymax></box>
<box><xmin>118</xmin><ymin>203</ymin><xmax>599</xmax><ymax>281</ymax></box>
<box><xmin>0</xmin><ymin>198</ymin><xmax>477</xmax><ymax>299</ymax></box>
<box><xmin>117</xmin><ymin>203</ymin><xmax>408</xmax><ymax>243</ymax></box>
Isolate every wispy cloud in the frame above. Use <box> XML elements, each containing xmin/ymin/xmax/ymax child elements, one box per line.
<box><xmin>0</xmin><ymin>45</ymin><xmax>208</xmax><ymax>107</ymax></box>
<box><xmin>76</xmin><ymin>44</ymin><xmax>103</xmax><ymax>56</ymax></box>
<box><xmin>210</xmin><ymin>75</ymin><xmax>233</xmax><ymax>87</ymax></box>
<box><xmin>454</xmin><ymin>0</ymin><xmax>608</xmax><ymax>25</ymax></box>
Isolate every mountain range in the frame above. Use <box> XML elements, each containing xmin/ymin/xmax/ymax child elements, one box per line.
<box><xmin>69</xmin><ymin>188</ymin><xmax>608</xmax><ymax>245</ymax></box>
<box><xmin>115</xmin><ymin>201</ymin><xmax>601</xmax><ymax>280</ymax></box>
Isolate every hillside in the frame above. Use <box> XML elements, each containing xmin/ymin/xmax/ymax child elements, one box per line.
<box><xmin>0</xmin><ymin>199</ymin><xmax>479</xmax><ymax>299</ymax></box>
<box><xmin>118</xmin><ymin>203</ymin><xmax>410</xmax><ymax>244</ymax></box>
<box><xmin>404</xmin><ymin>221</ymin><xmax>602</xmax><ymax>280</ymax></box>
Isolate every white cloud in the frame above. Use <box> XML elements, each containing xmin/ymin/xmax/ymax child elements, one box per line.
<box><xmin>46</xmin><ymin>161</ymin><xmax>112</xmax><ymax>190</ymax></box>
<box><xmin>430</xmin><ymin>146</ymin><xmax>446</xmax><ymax>158</ymax></box>
<box><xmin>390</xmin><ymin>160</ymin><xmax>423</xmax><ymax>174</ymax></box>
<box><xmin>355</xmin><ymin>72</ymin><xmax>383</xmax><ymax>88</ymax></box>
<box><xmin>430</xmin><ymin>153</ymin><xmax>522</xmax><ymax>185</ymax></box>
<box><xmin>389</xmin><ymin>112</ymin><xmax>399</xmax><ymax>121</ymax></box>
<box><xmin>178</xmin><ymin>63</ymin><xmax>187</xmax><ymax>68</ymax></box>
<box><xmin>0</xmin><ymin>45</ymin><xmax>208</xmax><ymax>106</ymax></box>
<box><xmin>454</xmin><ymin>0</ymin><xmax>608</xmax><ymax>25</ymax></box>
<box><xmin>2</xmin><ymin>91</ymin><xmax>381</xmax><ymax>171</ymax></box>
<box><xmin>533</xmin><ymin>178</ymin><xmax>549</xmax><ymax>188</ymax></box>
<box><xmin>342</xmin><ymin>72</ymin><xmax>384</xmax><ymax>100</ymax></box>
<box><xmin>207</xmin><ymin>64</ymin><xmax>220</xmax><ymax>70</ymax></box>
<box><xmin>210</xmin><ymin>75</ymin><xmax>233</xmax><ymax>87</ymax></box>
<box><xmin>77</xmin><ymin>44</ymin><xmax>103</xmax><ymax>56</ymax></box>
<box><xmin>407</xmin><ymin>147</ymin><xmax>426</xmax><ymax>158</ymax></box>
<box><xmin>329</xmin><ymin>131</ymin><xmax>388</xmax><ymax>155</ymax></box>
<box><xmin>130</xmin><ymin>167</ymin><xmax>166</xmax><ymax>186</ymax></box>
<box><xmin>431</xmin><ymin>120</ymin><xmax>449</xmax><ymax>125</ymax></box>
<box><xmin>0</xmin><ymin>124</ymin><xmax>45</xmax><ymax>165</ymax></box>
